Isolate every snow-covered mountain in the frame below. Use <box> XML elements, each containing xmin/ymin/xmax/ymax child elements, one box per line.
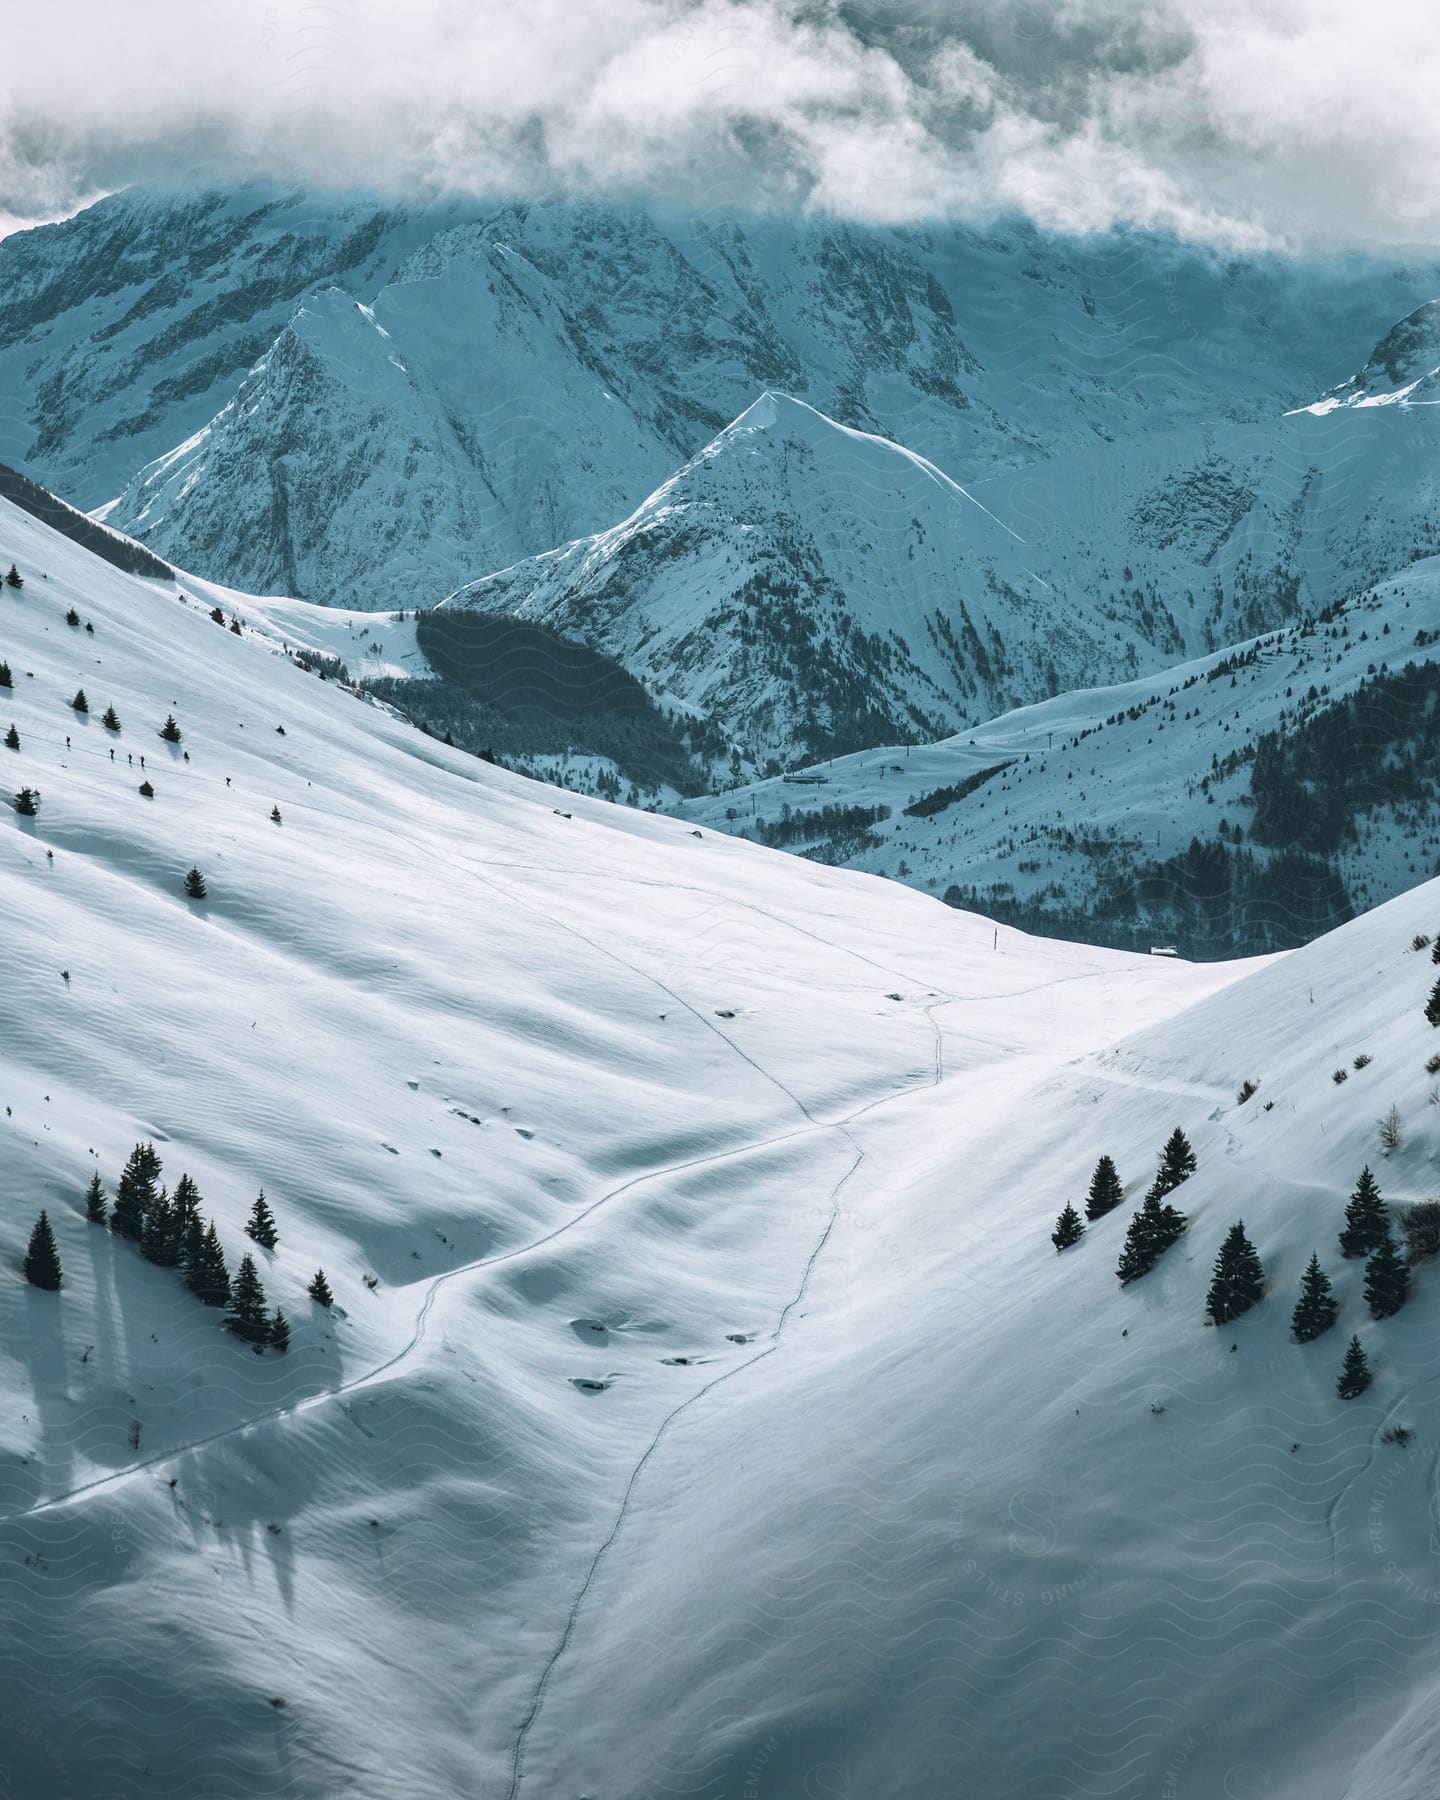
<box><xmin>440</xmin><ymin>390</ymin><xmax>1103</xmax><ymax>764</ymax></box>
<box><xmin>5</xmin><ymin>185</ymin><xmax>1437</xmax><ymax>607</ymax></box>
<box><xmin>1297</xmin><ymin>297</ymin><xmax>1440</xmax><ymax>413</ymax></box>
<box><xmin>7</xmin><ymin>493</ymin><xmax>1440</xmax><ymax>1798</ymax></box>
<box><xmin>426</xmin><ymin>366</ymin><xmax>1440</xmax><ymax>772</ymax></box>
<box><xmin>678</xmin><ymin>555</ymin><xmax>1440</xmax><ymax>953</ymax></box>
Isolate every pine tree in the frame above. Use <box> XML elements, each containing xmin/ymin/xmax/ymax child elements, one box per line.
<box><xmin>141</xmin><ymin>1186</ymin><xmax>181</xmax><ymax>1266</ymax></box>
<box><xmin>4</xmin><ymin>723</ymin><xmax>18</xmax><ymax>749</ymax></box>
<box><xmin>1427</xmin><ymin>978</ymin><xmax>1440</xmax><ymax>1029</ymax></box>
<box><xmin>229</xmin><ymin>618</ymin><xmax>242</xmax><ymax>636</ymax></box>
<box><xmin>71</xmin><ymin>688</ymin><xmax>88</xmax><ymax>712</ymax></box>
<box><xmin>0</xmin><ymin>661</ymin><xmax>11</xmax><ymax>687</ymax></box>
<box><xmin>1085</xmin><ymin>1154</ymin><xmax>1124</xmax><ymax>1220</ymax></box>
<box><xmin>184</xmin><ymin>866</ymin><xmax>207</xmax><ymax>898</ymax></box>
<box><xmin>1115</xmin><ymin>1206</ymin><xmax>1155</xmax><ymax>1284</ymax></box>
<box><xmin>1116</xmin><ymin>1191</ymin><xmax>1189</xmax><ymax>1284</ymax></box>
<box><xmin>101</xmin><ymin>705</ymin><xmax>121</xmax><ymax>731</ymax></box>
<box><xmin>1154</xmin><ymin>1127</ymin><xmax>1197</xmax><ymax>1196</ymax></box>
<box><xmin>1291</xmin><ymin>1253</ymin><xmax>1339</xmax><ymax>1342</ymax></box>
<box><xmin>246</xmin><ymin>1190</ymin><xmax>279</xmax><ymax>1249</ymax></box>
<box><xmin>172</xmin><ymin>1173</ymin><xmax>203</xmax><ymax>1260</ymax></box>
<box><xmin>307</xmin><ymin>1269</ymin><xmax>334</xmax><ymax>1307</ymax></box>
<box><xmin>1364</xmin><ymin>1233</ymin><xmax>1410</xmax><ymax>1319</ymax></box>
<box><xmin>210</xmin><ymin>605</ymin><xmax>225</xmax><ymax>625</ymax></box>
<box><xmin>65</xmin><ymin>607</ymin><xmax>79</xmax><ymax>627</ymax></box>
<box><xmin>1205</xmin><ymin>1221</ymin><xmax>1265</xmax><ymax>1324</ymax></box>
<box><xmin>1339</xmin><ymin>1166</ymin><xmax>1388</xmax><ymax>1259</ymax></box>
<box><xmin>23</xmin><ymin>1211</ymin><xmax>61</xmax><ymax>1289</ymax></box>
<box><xmin>1052</xmin><ymin>1203</ymin><xmax>1085</xmax><ymax>1251</ymax></box>
<box><xmin>270</xmin><ymin>805</ymin><xmax>282</xmax><ymax>823</ymax></box>
<box><xmin>159</xmin><ymin>715</ymin><xmax>182</xmax><ymax>742</ymax></box>
<box><xmin>138</xmin><ymin>780</ymin><xmax>154</xmax><ymax>798</ymax></box>
<box><xmin>111</xmin><ymin>1141</ymin><xmax>161</xmax><ymax>1241</ymax></box>
<box><xmin>186</xmin><ymin>1221</ymin><xmax>231</xmax><ymax>1308</ymax></box>
<box><xmin>13</xmin><ymin>786</ymin><xmax>37</xmax><ymax>815</ymax></box>
<box><xmin>6</xmin><ymin>563</ymin><xmax>23</xmax><ymax>587</ymax></box>
<box><xmin>83</xmin><ymin>1171</ymin><xmax>108</xmax><ymax>1224</ymax></box>
<box><xmin>1337</xmin><ymin>1334</ymin><xmax>1372</xmax><ymax>1399</ymax></box>
<box><xmin>226</xmin><ymin>1253</ymin><xmax>269</xmax><ymax>1343</ymax></box>
<box><xmin>268</xmin><ymin>1310</ymin><xmax>291</xmax><ymax>1354</ymax></box>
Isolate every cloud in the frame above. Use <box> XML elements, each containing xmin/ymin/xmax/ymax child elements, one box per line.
<box><xmin>2</xmin><ymin>0</ymin><xmax>1439</xmax><ymax>250</ymax></box>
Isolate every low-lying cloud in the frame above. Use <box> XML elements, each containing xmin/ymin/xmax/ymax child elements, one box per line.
<box><xmin>3</xmin><ymin>0</ymin><xmax>1439</xmax><ymax>250</ymax></box>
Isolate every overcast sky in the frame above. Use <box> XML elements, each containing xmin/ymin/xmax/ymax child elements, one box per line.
<box><xmin>3</xmin><ymin>0</ymin><xmax>1438</xmax><ymax>251</ymax></box>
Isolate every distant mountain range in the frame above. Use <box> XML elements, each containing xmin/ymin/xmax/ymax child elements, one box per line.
<box><xmin>3</xmin><ymin>184</ymin><xmax>1439</xmax><ymax>948</ymax></box>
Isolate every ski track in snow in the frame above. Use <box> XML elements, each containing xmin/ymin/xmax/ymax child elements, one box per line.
<box><xmin>504</xmin><ymin>987</ymin><xmax>958</xmax><ymax>1797</ymax></box>
<box><xmin>0</xmin><ymin>845</ymin><xmax>968</xmax><ymax>1533</ymax></box>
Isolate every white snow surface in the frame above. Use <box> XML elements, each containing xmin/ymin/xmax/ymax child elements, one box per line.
<box><xmin>4</xmin><ymin>497</ymin><xmax>1440</xmax><ymax>1798</ymax></box>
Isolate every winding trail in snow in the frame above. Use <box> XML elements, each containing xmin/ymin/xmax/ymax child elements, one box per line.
<box><xmin>502</xmin><ymin>988</ymin><xmax>957</xmax><ymax>1797</ymax></box>
<box><xmin>0</xmin><ymin>851</ymin><xmax>971</xmax><ymax>1529</ymax></box>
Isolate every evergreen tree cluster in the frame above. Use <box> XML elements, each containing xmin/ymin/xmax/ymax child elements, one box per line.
<box><xmin>1286</xmin><ymin>1165</ymin><xmax>1417</xmax><ymax>1394</ymax></box>
<box><xmin>1117</xmin><ymin>1190</ymin><xmax>1189</xmax><ymax>1284</ymax></box>
<box><xmin>97</xmin><ymin>1144</ymin><xmax>291</xmax><ymax>1350</ymax></box>
<box><xmin>1115</xmin><ymin>1128</ymin><xmax>1196</xmax><ymax>1283</ymax></box>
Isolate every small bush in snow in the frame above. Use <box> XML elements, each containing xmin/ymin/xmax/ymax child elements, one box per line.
<box><xmin>1413</xmin><ymin>934</ymin><xmax>1432</xmax><ymax>952</ymax></box>
<box><xmin>1381</xmin><ymin>1425</ymin><xmax>1412</xmax><ymax>1446</ymax></box>
<box><xmin>1332</xmin><ymin>1068</ymin><xmax>1348</xmax><ymax>1085</ymax></box>
<box><xmin>1353</xmin><ymin>1053</ymin><xmax>1372</xmax><ymax>1070</ymax></box>
<box><xmin>1377</xmin><ymin>1105</ymin><xmax>1404</xmax><ymax>1153</ymax></box>
<box><xmin>1427</xmin><ymin>1053</ymin><xmax>1440</xmax><ymax>1075</ymax></box>
<box><xmin>1236</xmin><ymin>1079</ymin><xmax>1259</xmax><ymax>1104</ymax></box>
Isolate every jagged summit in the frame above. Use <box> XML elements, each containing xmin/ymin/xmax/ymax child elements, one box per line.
<box><xmin>440</xmin><ymin>388</ymin><xmax>1090</xmax><ymax>765</ymax></box>
<box><xmin>1294</xmin><ymin>296</ymin><xmax>1440</xmax><ymax>412</ymax></box>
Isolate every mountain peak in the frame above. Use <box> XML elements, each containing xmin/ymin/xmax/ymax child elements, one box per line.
<box><xmin>1293</xmin><ymin>296</ymin><xmax>1440</xmax><ymax>413</ymax></box>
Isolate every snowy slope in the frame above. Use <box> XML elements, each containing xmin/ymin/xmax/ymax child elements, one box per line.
<box><xmin>678</xmin><ymin>557</ymin><xmax>1440</xmax><ymax>950</ymax></box>
<box><xmin>5</xmin><ymin>494</ymin><xmax>1440</xmax><ymax>1797</ymax></box>
<box><xmin>516</xmin><ymin>878</ymin><xmax>1440</xmax><ymax>1800</ymax></box>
